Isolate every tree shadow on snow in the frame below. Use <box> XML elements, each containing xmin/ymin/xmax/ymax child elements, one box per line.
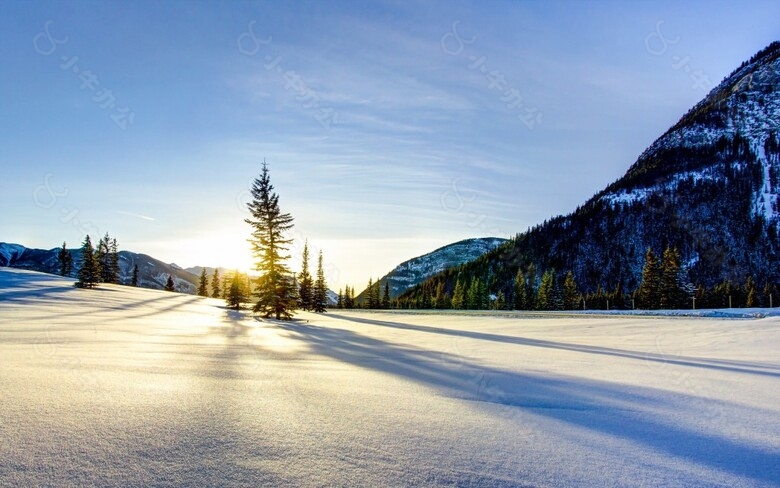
<box><xmin>268</xmin><ymin>318</ymin><xmax>780</xmax><ymax>485</ymax></box>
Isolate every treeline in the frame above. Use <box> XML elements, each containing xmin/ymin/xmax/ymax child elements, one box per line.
<box><xmin>334</xmin><ymin>277</ymin><xmax>390</xmax><ymax>309</ymax></box>
<box><xmin>395</xmin><ymin>245</ymin><xmax>780</xmax><ymax>311</ymax></box>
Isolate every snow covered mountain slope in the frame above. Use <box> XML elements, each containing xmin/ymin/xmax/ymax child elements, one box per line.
<box><xmin>357</xmin><ymin>237</ymin><xmax>506</xmax><ymax>300</ymax></box>
<box><xmin>0</xmin><ymin>242</ymin><xmax>200</xmax><ymax>293</ymax></box>
<box><xmin>403</xmin><ymin>42</ymin><xmax>780</xmax><ymax>301</ymax></box>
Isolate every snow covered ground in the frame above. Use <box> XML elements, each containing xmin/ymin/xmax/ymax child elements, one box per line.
<box><xmin>1</xmin><ymin>268</ymin><xmax>779</xmax><ymax>487</ymax></box>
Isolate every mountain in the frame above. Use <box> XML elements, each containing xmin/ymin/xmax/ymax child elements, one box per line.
<box><xmin>0</xmin><ymin>242</ymin><xmax>200</xmax><ymax>293</ymax></box>
<box><xmin>356</xmin><ymin>237</ymin><xmax>507</xmax><ymax>301</ymax></box>
<box><xmin>399</xmin><ymin>42</ymin><xmax>780</xmax><ymax>304</ymax></box>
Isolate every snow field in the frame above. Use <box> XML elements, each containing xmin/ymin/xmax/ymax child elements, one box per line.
<box><xmin>1</xmin><ymin>268</ymin><xmax>779</xmax><ymax>487</ymax></box>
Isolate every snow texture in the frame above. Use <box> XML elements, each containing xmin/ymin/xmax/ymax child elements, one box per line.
<box><xmin>1</xmin><ymin>268</ymin><xmax>779</xmax><ymax>487</ymax></box>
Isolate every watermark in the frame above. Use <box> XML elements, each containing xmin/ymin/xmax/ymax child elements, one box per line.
<box><xmin>644</xmin><ymin>335</ymin><xmax>723</xmax><ymax>423</ymax></box>
<box><xmin>237</xmin><ymin>20</ymin><xmax>340</xmax><ymax>131</ymax></box>
<box><xmin>441</xmin><ymin>338</ymin><xmax>541</xmax><ymax>437</ymax></box>
<box><xmin>33</xmin><ymin>172</ymin><xmax>101</xmax><ymax>238</ymax></box>
<box><xmin>34</xmin><ymin>324</ymin><xmax>106</xmax><ymax>399</ymax></box>
<box><xmin>440</xmin><ymin>21</ymin><xmax>543</xmax><ymax>131</ymax></box>
<box><xmin>236</xmin><ymin>180</ymin><xmax>342</xmax><ymax>285</ymax></box>
<box><xmin>33</xmin><ymin>20</ymin><xmax>136</xmax><ymax>130</ymax></box>
<box><xmin>440</xmin><ymin>177</ymin><xmax>511</xmax><ymax>238</ymax></box>
<box><xmin>644</xmin><ymin>20</ymin><xmax>713</xmax><ymax>93</ymax></box>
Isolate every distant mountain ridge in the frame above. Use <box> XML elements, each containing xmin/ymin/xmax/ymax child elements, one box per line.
<box><xmin>0</xmin><ymin>242</ymin><xmax>200</xmax><ymax>293</ymax></box>
<box><xmin>356</xmin><ymin>237</ymin><xmax>507</xmax><ymax>301</ymax></box>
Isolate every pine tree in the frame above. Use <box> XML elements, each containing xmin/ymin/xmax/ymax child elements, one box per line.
<box><xmin>336</xmin><ymin>289</ymin><xmax>344</xmax><ymax>309</ymax></box>
<box><xmin>298</xmin><ymin>240</ymin><xmax>314</xmax><ymax>311</ymax></box>
<box><xmin>494</xmin><ymin>290</ymin><xmax>506</xmax><ymax>310</ymax></box>
<box><xmin>131</xmin><ymin>264</ymin><xmax>139</xmax><ymax>287</ymax></box>
<box><xmin>222</xmin><ymin>275</ymin><xmax>230</xmax><ymax>300</ymax></box>
<box><xmin>513</xmin><ymin>269</ymin><xmax>527</xmax><ymax>310</ymax></box>
<box><xmin>211</xmin><ymin>269</ymin><xmax>221</xmax><ymax>298</ymax></box>
<box><xmin>76</xmin><ymin>235</ymin><xmax>100</xmax><ymax>288</ymax></box>
<box><xmin>637</xmin><ymin>248</ymin><xmax>661</xmax><ymax>309</ymax></box>
<box><xmin>382</xmin><ymin>281</ymin><xmax>391</xmax><ymax>309</ymax></box>
<box><xmin>226</xmin><ymin>270</ymin><xmax>247</xmax><ymax>310</ymax></box>
<box><xmin>562</xmin><ymin>271</ymin><xmax>580</xmax><ymax>310</ymax></box>
<box><xmin>245</xmin><ymin>160</ymin><xmax>297</xmax><ymax>319</ymax></box>
<box><xmin>107</xmin><ymin>238</ymin><xmax>120</xmax><ymax>283</ymax></box>
<box><xmin>537</xmin><ymin>269</ymin><xmax>556</xmax><ymax>310</ymax></box>
<box><xmin>744</xmin><ymin>276</ymin><xmax>757</xmax><ymax>308</ymax></box>
<box><xmin>313</xmin><ymin>250</ymin><xmax>327</xmax><ymax>313</ymax></box>
<box><xmin>92</xmin><ymin>233</ymin><xmax>119</xmax><ymax>284</ymax></box>
<box><xmin>198</xmin><ymin>268</ymin><xmax>209</xmax><ymax>297</ymax></box>
<box><xmin>57</xmin><ymin>241</ymin><xmax>74</xmax><ymax>277</ymax></box>
<box><xmin>762</xmin><ymin>281</ymin><xmax>776</xmax><ymax>308</ymax></box>
<box><xmin>659</xmin><ymin>247</ymin><xmax>689</xmax><ymax>309</ymax></box>
<box><xmin>452</xmin><ymin>278</ymin><xmax>465</xmax><ymax>309</ymax></box>
<box><xmin>165</xmin><ymin>274</ymin><xmax>175</xmax><ymax>292</ymax></box>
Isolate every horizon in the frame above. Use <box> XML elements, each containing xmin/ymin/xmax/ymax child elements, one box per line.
<box><xmin>2</xmin><ymin>1</ymin><xmax>779</xmax><ymax>290</ymax></box>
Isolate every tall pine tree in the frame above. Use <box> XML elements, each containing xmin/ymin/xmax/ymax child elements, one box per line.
<box><xmin>562</xmin><ymin>271</ymin><xmax>580</xmax><ymax>310</ymax></box>
<box><xmin>660</xmin><ymin>247</ymin><xmax>688</xmax><ymax>309</ymax></box>
<box><xmin>58</xmin><ymin>241</ymin><xmax>74</xmax><ymax>277</ymax></box>
<box><xmin>245</xmin><ymin>160</ymin><xmax>297</xmax><ymax>320</ymax></box>
<box><xmin>313</xmin><ymin>250</ymin><xmax>327</xmax><ymax>313</ymax></box>
<box><xmin>165</xmin><ymin>275</ymin><xmax>175</xmax><ymax>292</ymax></box>
<box><xmin>76</xmin><ymin>235</ymin><xmax>100</xmax><ymax>288</ymax></box>
<box><xmin>513</xmin><ymin>269</ymin><xmax>527</xmax><ymax>310</ymax></box>
<box><xmin>131</xmin><ymin>264</ymin><xmax>139</xmax><ymax>287</ymax></box>
<box><xmin>226</xmin><ymin>270</ymin><xmax>247</xmax><ymax>310</ymax></box>
<box><xmin>637</xmin><ymin>248</ymin><xmax>661</xmax><ymax>309</ymax></box>
<box><xmin>198</xmin><ymin>268</ymin><xmax>209</xmax><ymax>297</ymax></box>
<box><xmin>298</xmin><ymin>240</ymin><xmax>314</xmax><ymax>311</ymax></box>
<box><xmin>211</xmin><ymin>269</ymin><xmax>221</xmax><ymax>298</ymax></box>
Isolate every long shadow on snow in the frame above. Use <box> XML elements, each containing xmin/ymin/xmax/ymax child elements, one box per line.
<box><xmin>271</xmin><ymin>319</ymin><xmax>780</xmax><ymax>485</ymax></box>
<box><xmin>327</xmin><ymin>313</ymin><xmax>780</xmax><ymax>379</ymax></box>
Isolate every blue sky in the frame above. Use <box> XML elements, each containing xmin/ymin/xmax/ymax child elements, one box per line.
<box><xmin>1</xmin><ymin>0</ymin><xmax>778</xmax><ymax>290</ymax></box>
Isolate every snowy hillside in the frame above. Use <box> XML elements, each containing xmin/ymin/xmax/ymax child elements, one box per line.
<box><xmin>1</xmin><ymin>267</ymin><xmax>779</xmax><ymax>486</ymax></box>
<box><xmin>358</xmin><ymin>237</ymin><xmax>506</xmax><ymax>300</ymax></box>
<box><xmin>405</xmin><ymin>42</ymin><xmax>780</xmax><ymax>302</ymax></box>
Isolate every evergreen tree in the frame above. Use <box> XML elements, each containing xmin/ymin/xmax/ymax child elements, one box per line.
<box><xmin>744</xmin><ymin>276</ymin><xmax>757</xmax><ymax>307</ymax></box>
<box><xmin>131</xmin><ymin>264</ymin><xmax>139</xmax><ymax>287</ymax></box>
<box><xmin>537</xmin><ymin>269</ymin><xmax>556</xmax><ymax>310</ymax></box>
<box><xmin>637</xmin><ymin>248</ymin><xmax>661</xmax><ymax>309</ymax></box>
<box><xmin>562</xmin><ymin>271</ymin><xmax>580</xmax><ymax>310</ymax></box>
<box><xmin>365</xmin><ymin>278</ymin><xmax>374</xmax><ymax>308</ymax></box>
<box><xmin>343</xmin><ymin>285</ymin><xmax>352</xmax><ymax>309</ymax></box>
<box><xmin>337</xmin><ymin>289</ymin><xmax>344</xmax><ymax>309</ymax></box>
<box><xmin>76</xmin><ymin>235</ymin><xmax>100</xmax><ymax>288</ymax></box>
<box><xmin>107</xmin><ymin>237</ymin><xmax>120</xmax><ymax>284</ymax></box>
<box><xmin>222</xmin><ymin>275</ymin><xmax>230</xmax><ymax>299</ymax></box>
<box><xmin>226</xmin><ymin>270</ymin><xmax>247</xmax><ymax>310</ymax></box>
<box><xmin>313</xmin><ymin>250</ymin><xmax>327</xmax><ymax>313</ymax></box>
<box><xmin>494</xmin><ymin>290</ymin><xmax>506</xmax><ymax>310</ymax></box>
<box><xmin>660</xmin><ymin>247</ymin><xmax>688</xmax><ymax>309</ymax></box>
<box><xmin>211</xmin><ymin>269</ymin><xmax>221</xmax><ymax>298</ymax></box>
<box><xmin>298</xmin><ymin>240</ymin><xmax>314</xmax><ymax>311</ymax></box>
<box><xmin>762</xmin><ymin>281</ymin><xmax>777</xmax><ymax>308</ymax></box>
<box><xmin>371</xmin><ymin>278</ymin><xmax>382</xmax><ymax>308</ymax></box>
<box><xmin>452</xmin><ymin>278</ymin><xmax>465</xmax><ymax>309</ymax></box>
<box><xmin>513</xmin><ymin>269</ymin><xmax>527</xmax><ymax>310</ymax></box>
<box><xmin>382</xmin><ymin>281</ymin><xmax>391</xmax><ymax>309</ymax></box>
<box><xmin>165</xmin><ymin>274</ymin><xmax>175</xmax><ymax>292</ymax></box>
<box><xmin>197</xmin><ymin>268</ymin><xmax>209</xmax><ymax>297</ymax></box>
<box><xmin>245</xmin><ymin>161</ymin><xmax>297</xmax><ymax>319</ymax></box>
<box><xmin>57</xmin><ymin>241</ymin><xmax>74</xmax><ymax>277</ymax></box>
